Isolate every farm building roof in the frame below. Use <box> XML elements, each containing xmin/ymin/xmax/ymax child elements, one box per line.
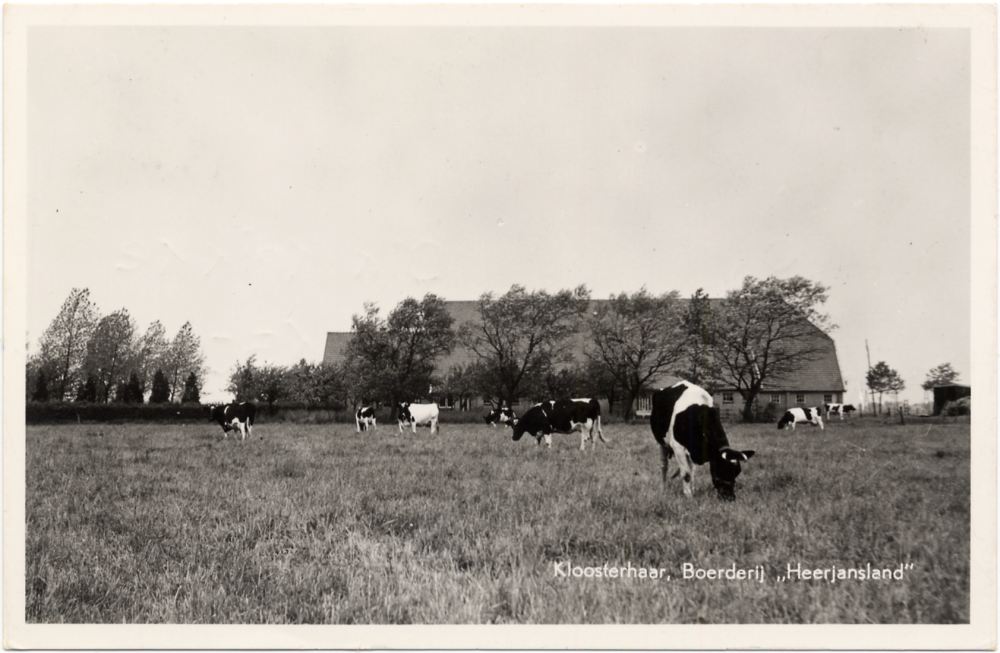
<box><xmin>322</xmin><ymin>299</ymin><xmax>845</xmax><ymax>393</ymax></box>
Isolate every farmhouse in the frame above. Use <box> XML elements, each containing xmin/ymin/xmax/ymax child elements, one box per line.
<box><xmin>323</xmin><ymin>299</ymin><xmax>846</xmax><ymax>417</ymax></box>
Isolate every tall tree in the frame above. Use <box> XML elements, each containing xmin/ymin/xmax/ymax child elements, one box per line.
<box><xmin>134</xmin><ymin>321</ymin><xmax>170</xmax><ymax>398</ymax></box>
<box><xmin>163</xmin><ymin>322</ymin><xmax>207</xmax><ymax>402</ymax></box>
<box><xmin>181</xmin><ymin>372</ymin><xmax>202</xmax><ymax>404</ymax></box>
<box><xmin>123</xmin><ymin>372</ymin><xmax>144</xmax><ymax>404</ymax></box>
<box><xmin>149</xmin><ymin>369</ymin><xmax>171</xmax><ymax>404</ymax></box>
<box><xmin>682</xmin><ymin>288</ymin><xmax>715</xmax><ymax>388</ymax></box>
<box><xmin>226</xmin><ymin>355</ymin><xmax>259</xmax><ymax>402</ymax></box>
<box><xmin>82</xmin><ymin>308</ymin><xmax>137</xmax><ymax>403</ymax></box>
<box><xmin>36</xmin><ymin>288</ymin><xmax>99</xmax><ymax>400</ymax></box>
<box><xmin>706</xmin><ymin>276</ymin><xmax>835</xmax><ymax>422</ymax></box>
<box><xmin>459</xmin><ymin>284</ymin><xmax>590</xmax><ymax>408</ymax></box>
<box><xmin>588</xmin><ymin>288</ymin><xmax>689</xmax><ymax>419</ymax></box>
<box><xmin>867</xmin><ymin>361</ymin><xmax>903</xmax><ymax>414</ymax></box>
<box><xmin>344</xmin><ymin>294</ymin><xmax>456</xmax><ymax>412</ymax></box>
<box><xmin>921</xmin><ymin>363</ymin><xmax>960</xmax><ymax>391</ymax></box>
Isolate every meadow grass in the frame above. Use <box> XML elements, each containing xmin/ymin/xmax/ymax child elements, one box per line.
<box><xmin>25</xmin><ymin>417</ymin><xmax>969</xmax><ymax>623</ymax></box>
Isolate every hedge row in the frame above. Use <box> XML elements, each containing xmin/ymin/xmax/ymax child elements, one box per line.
<box><xmin>25</xmin><ymin>402</ymin><xmax>509</xmax><ymax>425</ymax></box>
<box><xmin>25</xmin><ymin>401</ymin><xmax>657</xmax><ymax>426</ymax></box>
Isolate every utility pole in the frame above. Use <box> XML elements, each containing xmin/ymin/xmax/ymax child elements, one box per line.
<box><xmin>865</xmin><ymin>340</ymin><xmax>875</xmax><ymax>416</ymax></box>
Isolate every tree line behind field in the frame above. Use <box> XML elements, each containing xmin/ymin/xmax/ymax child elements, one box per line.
<box><xmin>226</xmin><ymin>276</ymin><xmax>842</xmax><ymax>422</ymax></box>
<box><xmin>27</xmin><ymin>288</ymin><xmax>207</xmax><ymax>406</ymax></box>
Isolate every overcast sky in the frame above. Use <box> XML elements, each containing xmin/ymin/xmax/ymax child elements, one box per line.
<box><xmin>27</xmin><ymin>25</ymin><xmax>971</xmax><ymax>404</ymax></box>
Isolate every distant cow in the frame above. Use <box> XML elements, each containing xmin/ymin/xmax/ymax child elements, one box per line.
<box><xmin>778</xmin><ymin>407</ymin><xmax>825</xmax><ymax>430</ymax></box>
<box><xmin>397</xmin><ymin>402</ymin><xmax>440</xmax><ymax>434</ymax></box>
<box><xmin>824</xmin><ymin>403</ymin><xmax>856</xmax><ymax>420</ymax></box>
<box><xmin>511</xmin><ymin>398</ymin><xmax>608</xmax><ymax>451</ymax></box>
<box><xmin>211</xmin><ymin>402</ymin><xmax>257</xmax><ymax>441</ymax></box>
<box><xmin>650</xmin><ymin>381</ymin><xmax>755</xmax><ymax>500</ymax></box>
<box><xmin>356</xmin><ymin>406</ymin><xmax>377</xmax><ymax>432</ymax></box>
<box><xmin>484</xmin><ymin>406</ymin><xmax>517</xmax><ymax>428</ymax></box>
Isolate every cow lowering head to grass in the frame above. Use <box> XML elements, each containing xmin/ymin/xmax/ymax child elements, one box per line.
<box><xmin>649</xmin><ymin>381</ymin><xmax>754</xmax><ymax>501</ymax></box>
<box><xmin>777</xmin><ymin>407</ymin><xmax>824</xmax><ymax>430</ymax></box>
<box><xmin>824</xmin><ymin>403</ymin><xmax>856</xmax><ymax>420</ymax></box>
<box><xmin>511</xmin><ymin>398</ymin><xmax>608</xmax><ymax>451</ymax></box>
<box><xmin>356</xmin><ymin>406</ymin><xmax>377</xmax><ymax>432</ymax></box>
<box><xmin>484</xmin><ymin>406</ymin><xmax>517</xmax><ymax>428</ymax></box>
<box><xmin>210</xmin><ymin>402</ymin><xmax>257</xmax><ymax>442</ymax></box>
<box><xmin>397</xmin><ymin>402</ymin><xmax>440</xmax><ymax>434</ymax></box>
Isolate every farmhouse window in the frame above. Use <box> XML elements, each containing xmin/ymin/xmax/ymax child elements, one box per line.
<box><xmin>722</xmin><ymin>393</ymin><xmax>734</xmax><ymax>404</ymax></box>
<box><xmin>824</xmin><ymin>394</ymin><xmax>833</xmax><ymax>403</ymax></box>
<box><xmin>796</xmin><ymin>393</ymin><xmax>806</xmax><ymax>404</ymax></box>
<box><xmin>770</xmin><ymin>394</ymin><xmax>781</xmax><ymax>404</ymax></box>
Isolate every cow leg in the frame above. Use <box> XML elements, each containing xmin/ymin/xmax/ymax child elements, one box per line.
<box><xmin>357</xmin><ymin>418</ymin><xmax>362</xmax><ymax>433</ymax></box>
<box><xmin>579</xmin><ymin>424</ymin><xmax>587</xmax><ymax>451</ymax></box>
<box><xmin>431</xmin><ymin>417</ymin><xmax>438</xmax><ymax>434</ymax></box>
<box><xmin>668</xmin><ymin>439</ymin><xmax>695</xmax><ymax>497</ymax></box>
<box><xmin>660</xmin><ymin>445</ymin><xmax>670</xmax><ymax>485</ymax></box>
<box><xmin>595</xmin><ymin>416</ymin><xmax>608</xmax><ymax>443</ymax></box>
<box><xmin>372</xmin><ymin>418</ymin><xmax>377</xmax><ymax>431</ymax></box>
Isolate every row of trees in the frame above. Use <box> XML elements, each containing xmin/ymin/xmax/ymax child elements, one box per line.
<box><xmin>226</xmin><ymin>356</ymin><xmax>344</xmax><ymax>408</ymax></box>
<box><xmin>27</xmin><ymin>288</ymin><xmax>207</xmax><ymax>404</ymax></box>
<box><xmin>864</xmin><ymin>361</ymin><xmax>961</xmax><ymax>414</ymax></box>
<box><xmin>312</xmin><ymin>276</ymin><xmax>836</xmax><ymax>422</ymax></box>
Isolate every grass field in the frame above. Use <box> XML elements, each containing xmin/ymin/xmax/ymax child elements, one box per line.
<box><xmin>25</xmin><ymin>417</ymin><xmax>970</xmax><ymax>624</ymax></box>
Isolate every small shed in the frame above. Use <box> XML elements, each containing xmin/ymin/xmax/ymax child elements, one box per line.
<box><xmin>933</xmin><ymin>384</ymin><xmax>971</xmax><ymax>415</ymax></box>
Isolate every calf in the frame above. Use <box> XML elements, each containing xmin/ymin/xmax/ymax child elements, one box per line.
<box><xmin>649</xmin><ymin>381</ymin><xmax>754</xmax><ymax>500</ymax></box>
<box><xmin>511</xmin><ymin>398</ymin><xmax>608</xmax><ymax>451</ymax></box>
<box><xmin>211</xmin><ymin>402</ymin><xmax>257</xmax><ymax>442</ymax></box>
<box><xmin>484</xmin><ymin>406</ymin><xmax>517</xmax><ymax>428</ymax></box>
<box><xmin>777</xmin><ymin>407</ymin><xmax>824</xmax><ymax>430</ymax></box>
<box><xmin>356</xmin><ymin>406</ymin><xmax>377</xmax><ymax>432</ymax></box>
<box><xmin>397</xmin><ymin>402</ymin><xmax>440</xmax><ymax>434</ymax></box>
<box><xmin>824</xmin><ymin>403</ymin><xmax>856</xmax><ymax>420</ymax></box>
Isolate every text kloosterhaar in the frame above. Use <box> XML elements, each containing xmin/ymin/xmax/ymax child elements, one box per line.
<box><xmin>553</xmin><ymin>561</ymin><xmax>669</xmax><ymax>580</ymax></box>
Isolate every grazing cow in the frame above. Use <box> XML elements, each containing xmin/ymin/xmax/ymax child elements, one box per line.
<box><xmin>511</xmin><ymin>398</ymin><xmax>608</xmax><ymax>451</ymax></box>
<box><xmin>777</xmin><ymin>407</ymin><xmax>825</xmax><ymax>430</ymax></box>
<box><xmin>484</xmin><ymin>406</ymin><xmax>517</xmax><ymax>428</ymax></box>
<box><xmin>649</xmin><ymin>381</ymin><xmax>755</xmax><ymax>501</ymax></box>
<box><xmin>211</xmin><ymin>402</ymin><xmax>257</xmax><ymax>441</ymax></box>
<box><xmin>356</xmin><ymin>406</ymin><xmax>377</xmax><ymax>432</ymax></box>
<box><xmin>397</xmin><ymin>402</ymin><xmax>440</xmax><ymax>434</ymax></box>
<box><xmin>824</xmin><ymin>403</ymin><xmax>856</xmax><ymax>420</ymax></box>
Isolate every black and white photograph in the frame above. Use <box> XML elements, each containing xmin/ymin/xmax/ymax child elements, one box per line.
<box><xmin>4</xmin><ymin>3</ymin><xmax>996</xmax><ymax>649</ymax></box>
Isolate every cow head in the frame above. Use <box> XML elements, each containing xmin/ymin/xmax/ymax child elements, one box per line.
<box><xmin>709</xmin><ymin>448</ymin><xmax>756</xmax><ymax>501</ymax></box>
<box><xmin>397</xmin><ymin>402</ymin><xmax>413</xmax><ymax>423</ymax></box>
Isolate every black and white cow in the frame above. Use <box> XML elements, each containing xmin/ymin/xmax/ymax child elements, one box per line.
<box><xmin>649</xmin><ymin>381</ymin><xmax>755</xmax><ymax>501</ymax></box>
<box><xmin>824</xmin><ymin>403</ymin><xmax>856</xmax><ymax>420</ymax></box>
<box><xmin>511</xmin><ymin>398</ymin><xmax>608</xmax><ymax>451</ymax></box>
<box><xmin>397</xmin><ymin>402</ymin><xmax>440</xmax><ymax>434</ymax></box>
<box><xmin>356</xmin><ymin>406</ymin><xmax>377</xmax><ymax>432</ymax></box>
<box><xmin>211</xmin><ymin>402</ymin><xmax>257</xmax><ymax>441</ymax></box>
<box><xmin>484</xmin><ymin>406</ymin><xmax>517</xmax><ymax>428</ymax></box>
<box><xmin>777</xmin><ymin>407</ymin><xmax>824</xmax><ymax>430</ymax></box>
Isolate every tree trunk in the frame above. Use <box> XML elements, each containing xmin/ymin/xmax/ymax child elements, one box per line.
<box><xmin>624</xmin><ymin>385</ymin><xmax>641</xmax><ymax>421</ymax></box>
